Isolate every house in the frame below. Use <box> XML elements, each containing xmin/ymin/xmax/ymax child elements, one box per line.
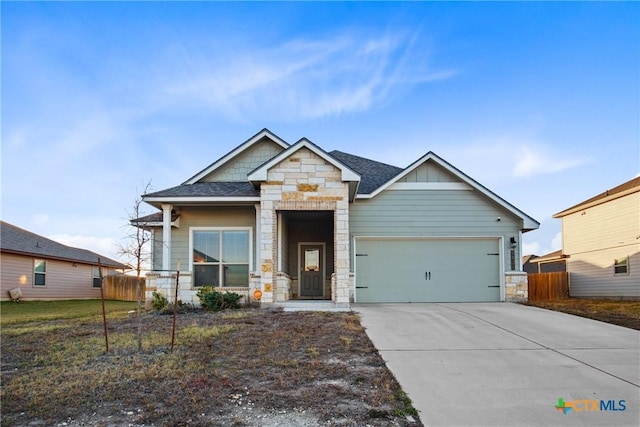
<box><xmin>523</xmin><ymin>250</ymin><xmax>567</xmax><ymax>274</ymax></box>
<box><xmin>553</xmin><ymin>177</ymin><xmax>640</xmax><ymax>299</ymax></box>
<box><xmin>138</xmin><ymin>129</ymin><xmax>539</xmax><ymax>308</ymax></box>
<box><xmin>0</xmin><ymin>221</ymin><xmax>127</xmax><ymax>301</ymax></box>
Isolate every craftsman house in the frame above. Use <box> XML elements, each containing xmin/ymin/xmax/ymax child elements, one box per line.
<box><xmin>138</xmin><ymin>129</ymin><xmax>539</xmax><ymax>308</ymax></box>
<box><xmin>553</xmin><ymin>176</ymin><xmax>640</xmax><ymax>299</ymax></box>
<box><xmin>1</xmin><ymin>221</ymin><xmax>127</xmax><ymax>301</ymax></box>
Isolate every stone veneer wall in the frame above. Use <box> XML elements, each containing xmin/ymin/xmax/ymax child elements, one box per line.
<box><xmin>505</xmin><ymin>272</ymin><xmax>528</xmax><ymax>302</ymax></box>
<box><xmin>258</xmin><ymin>147</ymin><xmax>351</xmax><ymax>304</ymax></box>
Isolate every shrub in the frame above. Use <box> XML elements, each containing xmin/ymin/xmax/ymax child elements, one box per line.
<box><xmin>151</xmin><ymin>291</ymin><xmax>169</xmax><ymax>311</ymax></box>
<box><xmin>196</xmin><ymin>286</ymin><xmax>242</xmax><ymax>311</ymax></box>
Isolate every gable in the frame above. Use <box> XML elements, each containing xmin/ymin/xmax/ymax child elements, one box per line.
<box><xmin>397</xmin><ymin>160</ymin><xmax>462</xmax><ymax>183</ymax></box>
<box><xmin>183</xmin><ymin>129</ymin><xmax>289</xmax><ymax>185</ymax></box>
<box><xmin>201</xmin><ymin>137</ymin><xmax>286</xmax><ymax>182</ymax></box>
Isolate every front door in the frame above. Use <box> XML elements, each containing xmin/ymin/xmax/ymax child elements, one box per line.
<box><xmin>300</xmin><ymin>244</ymin><xmax>324</xmax><ymax>298</ymax></box>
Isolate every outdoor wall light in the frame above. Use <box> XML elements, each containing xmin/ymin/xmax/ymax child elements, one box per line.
<box><xmin>510</xmin><ymin>237</ymin><xmax>517</xmax><ymax>248</ymax></box>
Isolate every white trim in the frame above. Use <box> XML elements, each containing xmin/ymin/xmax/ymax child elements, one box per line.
<box><xmin>144</xmin><ymin>196</ymin><xmax>260</xmax><ymax>204</ymax></box>
<box><xmin>184</xmin><ymin>129</ymin><xmax>289</xmax><ymax>185</ymax></box>
<box><xmin>189</xmin><ymin>226</ymin><xmax>254</xmax><ymax>288</ymax></box>
<box><xmin>298</xmin><ymin>242</ymin><xmax>326</xmax><ymax>298</ymax></box>
<box><xmin>387</xmin><ymin>182</ymin><xmax>472</xmax><ymax>191</ymax></box>
<box><xmin>161</xmin><ymin>204</ymin><xmax>172</xmax><ymax>271</ymax></box>
<box><xmin>352</xmin><ymin>235</ymin><xmax>505</xmax><ymax>303</ymax></box>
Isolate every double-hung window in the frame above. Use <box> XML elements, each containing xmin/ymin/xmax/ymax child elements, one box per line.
<box><xmin>34</xmin><ymin>259</ymin><xmax>46</xmax><ymax>286</ymax></box>
<box><xmin>614</xmin><ymin>257</ymin><xmax>629</xmax><ymax>275</ymax></box>
<box><xmin>192</xmin><ymin>228</ymin><xmax>250</xmax><ymax>287</ymax></box>
<box><xmin>93</xmin><ymin>267</ymin><xmax>102</xmax><ymax>288</ymax></box>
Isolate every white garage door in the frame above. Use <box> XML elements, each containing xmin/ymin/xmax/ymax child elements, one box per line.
<box><xmin>355</xmin><ymin>238</ymin><xmax>501</xmax><ymax>303</ymax></box>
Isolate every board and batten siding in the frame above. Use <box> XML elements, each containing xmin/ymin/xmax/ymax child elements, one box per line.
<box><xmin>1</xmin><ymin>252</ymin><xmax>117</xmax><ymax>300</ymax></box>
<box><xmin>163</xmin><ymin>206</ymin><xmax>256</xmax><ymax>272</ymax></box>
<box><xmin>562</xmin><ymin>191</ymin><xmax>640</xmax><ymax>298</ymax></box>
<box><xmin>349</xmin><ymin>189</ymin><xmax>523</xmax><ymax>270</ymax></box>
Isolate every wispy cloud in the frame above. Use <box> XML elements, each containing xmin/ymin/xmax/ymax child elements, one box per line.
<box><xmin>435</xmin><ymin>136</ymin><xmax>591</xmax><ymax>184</ymax></box>
<box><xmin>162</xmin><ymin>29</ymin><xmax>457</xmax><ymax>121</ymax></box>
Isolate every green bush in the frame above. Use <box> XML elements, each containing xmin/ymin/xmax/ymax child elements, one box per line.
<box><xmin>196</xmin><ymin>286</ymin><xmax>242</xmax><ymax>311</ymax></box>
<box><xmin>151</xmin><ymin>291</ymin><xmax>169</xmax><ymax>311</ymax></box>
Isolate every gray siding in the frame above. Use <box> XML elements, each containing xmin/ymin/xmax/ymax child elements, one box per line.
<box><xmin>204</xmin><ymin>139</ymin><xmax>285</xmax><ymax>182</ymax></box>
<box><xmin>398</xmin><ymin>162</ymin><xmax>461</xmax><ymax>183</ymax></box>
<box><xmin>350</xmin><ymin>189</ymin><xmax>523</xmax><ymax>271</ymax></box>
<box><xmin>162</xmin><ymin>206</ymin><xmax>256</xmax><ymax>271</ymax></box>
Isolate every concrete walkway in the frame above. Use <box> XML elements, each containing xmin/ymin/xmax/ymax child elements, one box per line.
<box><xmin>355</xmin><ymin>303</ymin><xmax>640</xmax><ymax>427</ymax></box>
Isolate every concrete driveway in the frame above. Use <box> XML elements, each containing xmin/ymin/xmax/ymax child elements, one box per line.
<box><xmin>355</xmin><ymin>303</ymin><xmax>639</xmax><ymax>427</ymax></box>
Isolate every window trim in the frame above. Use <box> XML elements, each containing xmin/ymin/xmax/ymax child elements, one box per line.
<box><xmin>614</xmin><ymin>256</ymin><xmax>629</xmax><ymax>275</ymax></box>
<box><xmin>189</xmin><ymin>227</ymin><xmax>253</xmax><ymax>288</ymax></box>
<box><xmin>34</xmin><ymin>259</ymin><xmax>46</xmax><ymax>287</ymax></box>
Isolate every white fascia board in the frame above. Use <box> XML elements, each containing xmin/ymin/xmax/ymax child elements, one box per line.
<box><xmin>143</xmin><ymin>196</ymin><xmax>260</xmax><ymax>204</ymax></box>
<box><xmin>183</xmin><ymin>129</ymin><xmax>289</xmax><ymax>185</ymax></box>
<box><xmin>387</xmin><ymin>182</ymin><xmax>472</xmax><ymax>190</ymax></box>
<box><xmin>248</xmin><ymin>139</ymin><xmax>361</xmax><ymax>183</ymax></box>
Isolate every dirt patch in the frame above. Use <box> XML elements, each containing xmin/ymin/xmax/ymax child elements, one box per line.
<box><xmin>1</xmin><ymin>308</ymin><xmax>423</xmax><ymax>426</ymax></box>
<box><xmin>524</xmin><ymin>299</ymin><xmax>640</xmax><ymax>330</ymax></box>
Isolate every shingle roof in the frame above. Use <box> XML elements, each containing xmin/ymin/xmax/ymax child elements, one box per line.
<box><xmin>0</xmin><ymin>221</ymin><xmax>126</xmax><ymax>269</ymax></box>
<box><xmin>144</xmin><ymin>182</ymin><xmax>260</xmax><ymax>198</ymax></box>
<box><xmin>328</xmin><ymin>150</ymin><xmax>403</xmax><ymax>194</ymax></box>
<box><xmin>554</xmin><ymin>176</ymin><xmax>640</xmax><ymax>218</ymax></box>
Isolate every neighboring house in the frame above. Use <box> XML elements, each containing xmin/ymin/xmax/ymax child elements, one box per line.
<box><xmin>137</xmin><ymin>129</ymin><xmax>539</xmax><ymax>308</ymax></box>
<box><xmin>553</xmin><ymin>177</ymin><xmax>640</xmax><ymax>299</ymax></box>
<box><xmin>523</xmin><ymin>250</ymin><xmax>567</xmax><ymax>274</ymax></box>
<box><xmin>1</xmin><ymin>221</ymin><xmax>127</xmax><ymax>301</ymax></box>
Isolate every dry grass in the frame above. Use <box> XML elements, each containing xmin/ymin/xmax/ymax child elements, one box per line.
<box><xmin>1</xmin><ymin>307</ymin><xmax>422</xmax><ymax>426</ymax></box>
<box><xmin>525</xmin><ymin>298</ymin><xmax>640</xmax><ymax>330</ymax></box>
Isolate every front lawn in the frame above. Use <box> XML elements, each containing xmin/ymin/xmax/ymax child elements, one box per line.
<box><xmin>1</xmin><ymin>305</ymin><xmax>422</xmax><ymax>426</ymax></box>
<box><xmin>525</xmin><ymin>299</ymin><xmax>640</xmax><ymax>330</ymax></box>
<box><xmin>0</xmin><ymin>299</ymin><xmax>137</xmax><ymax>326</ymax></box>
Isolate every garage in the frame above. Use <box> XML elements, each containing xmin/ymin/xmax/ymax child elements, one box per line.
<box><xmin>354</xmin><ymin>238</ymin><xmax>502</xmax><ymax>303</ymax></box>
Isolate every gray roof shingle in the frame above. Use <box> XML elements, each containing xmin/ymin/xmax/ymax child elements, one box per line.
<box><xmin>144</xmin><ymin>182</ymin><xmax>260</xmax><ymax>198</ymax></box>
<box><xmin>1</xmin><ymin>221</ymin><xmax>126</xmax><ymax>269</ymax></box>
<box><xmin>328</xmin><ymin>150</ymin><xmax>403</xmax><ymax>194</ymax></box>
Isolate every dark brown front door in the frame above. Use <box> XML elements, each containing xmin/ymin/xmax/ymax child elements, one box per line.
<box><xmin>300</xmin><ymin>244</ymin><xmax>323</xmax><ymax>298</ymax></box>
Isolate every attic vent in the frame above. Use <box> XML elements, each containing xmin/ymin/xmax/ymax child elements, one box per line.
<box><xmin>289</xmin><ymin>158</ymin><xmax>300</xmax><ymax>162</ymax></box>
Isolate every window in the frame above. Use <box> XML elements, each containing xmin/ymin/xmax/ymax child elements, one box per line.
<box><xmin>93</xmin><ymin>267</ymin><xmax>101</xmax><ymax>288</ymax></box>
<box><xmin>34</xmin><ymin>259</ymin><xmax>46</xmax><ymax>286</ymax></box>
<box><xmin>614</xmin><ymin>257</ymin><xmax>629</xmax><ymax>275</ymax></box>
<box><xmin>192</xmin><ymin>229</ymin><xmax>250</xmax><ymax>287</ymax></box>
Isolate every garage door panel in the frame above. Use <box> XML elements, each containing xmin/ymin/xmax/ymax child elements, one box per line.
<box><xmin>355</xmin><ymin>238</ymin><xmax>500</xmax><ymax>303</ymax></box>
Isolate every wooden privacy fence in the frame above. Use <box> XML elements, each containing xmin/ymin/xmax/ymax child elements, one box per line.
<box><xmin>528</xmin><ymin>272</ymin><xmax>569</xmax><ymax>302</ymax></box>
<box><xmin>103</xmin><ymin>275</ymin><xmax>146</xmax><ymax>301</ymax></box>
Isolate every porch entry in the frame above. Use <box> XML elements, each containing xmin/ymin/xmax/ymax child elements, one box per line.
<box><xmin>299</xmin><ymin>243</ymin><xmax>325</xmax><ymax>298</ymax></box>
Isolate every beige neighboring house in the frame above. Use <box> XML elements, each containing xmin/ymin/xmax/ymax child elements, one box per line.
<box><xmin>553</xmin><ymin>177</ymin><xmax>640</xmax><ymax>299</ymax></box>
<box><xmin>1</xmin><ymin>221</ymin><xmax>127</xmax><ymax>301</ymax></box>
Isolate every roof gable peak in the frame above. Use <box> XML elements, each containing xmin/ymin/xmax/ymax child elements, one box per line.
<box><xmin>183</xmin><ymin>128</ymin><xmax>289</xmax><ymax>185</ymax></box>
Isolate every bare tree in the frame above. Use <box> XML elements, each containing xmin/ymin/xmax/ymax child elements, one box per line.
<box><xmin>118</xmin><ymin>180</ymin><xmax>153</xmax><ymax>352</ymax></box>
<box><xmin>119</xmin><ymin>180</ymin><xmax>153</xmax><ymax>277</ymax></box>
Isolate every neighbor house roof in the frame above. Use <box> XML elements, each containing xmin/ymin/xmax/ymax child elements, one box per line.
<box><xmin>554</xmin><ymin>176</ymin><xmax>640</xmax><ymax>218</ymax></box>
<box><xmin>528</xmin><ymin>249</ymin><xmax>567</xmax><ymax>263</ymax></box>
<box><xmin>0</xmin><ymin>221</ymin><xmax>126</xmax><ymax>269</ymax></box>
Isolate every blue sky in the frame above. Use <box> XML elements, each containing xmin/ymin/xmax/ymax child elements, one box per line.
<box><xmin>2</xmin><ymin>2</ymin><xmax>639</xmax><ymax>266</ymax></box>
